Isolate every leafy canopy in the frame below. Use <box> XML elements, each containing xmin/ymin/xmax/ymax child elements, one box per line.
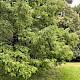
<box><xmin>0</xmin><ymin>0</ymin><xmax>79</xmax><ymax>80</ymax></box>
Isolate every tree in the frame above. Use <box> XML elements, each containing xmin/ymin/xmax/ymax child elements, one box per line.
<box><xmin>0</xmin><ymin>0</ymin><xmax>33</xmax><ymax>49</ymax></box>
<box><xmin>0</xmin><ymin>0</ymin><xmax>79</xmax><ymax>80</ymax></box>
<box><xmin>65</xmin><ymin>0</ymin><xmax>73</xmax><ymax>4</ymax></box>
<box><xmin>57</xmin><ymin>5</ymin><xmax>80</xmax><ymax>32</ymax></box>
<box><xmin>28</xmin><ymin>0</ymin><xmax>66</xmax><ymax>29</ymax></box>
<box><xmin>73</xmin><ymin>4</ymin><xmax>80</xmax><ymax>17</ymax></box>
<box><xmin>72</xmin><ymin>4</ymin><xmax>80</xmax><ymax>58</ymax></box>
<box><xmin>56</xmin><ymin>3</ymin><xmax>80</xmax><ymax>58</ymax></box>
<box><xmin>0</xmin><ymin>0</ymin><xmax>37</xmax><ymax>80</ymax></box>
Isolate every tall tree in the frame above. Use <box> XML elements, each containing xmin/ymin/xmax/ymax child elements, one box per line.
<box><xmin>0</xmin><ymin>0</ymin><xmax>79</xmax><ymax>80</ymax></box>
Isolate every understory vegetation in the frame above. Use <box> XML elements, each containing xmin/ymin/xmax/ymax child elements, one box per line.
<box><xmin>1</xmin><ymin>62</ymin><xmax>80</xmax><ymax>80</ymax></box>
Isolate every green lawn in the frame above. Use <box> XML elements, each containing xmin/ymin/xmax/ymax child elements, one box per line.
<box><xmin>29</xmin><ymin>62</ymin><xmax>80</xmax><ymax>80</ymax></box>
<box><xmin>59</xmin><ymin>62</ymin><xmax>80</xmax><ymax>80</ymax></box>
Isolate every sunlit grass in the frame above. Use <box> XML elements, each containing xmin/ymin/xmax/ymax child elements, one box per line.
<box><xmin>29</xmin><ymin>62</ymin><xmax>80</xmax><ymax>80</ymax></box>
<box><xmin>59</xmin><ymin>62</ymin><xmax>80</xmax><ymax>80</ymax></box>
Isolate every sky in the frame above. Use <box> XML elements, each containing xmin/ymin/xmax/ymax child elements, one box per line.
<box><xmin>71</xmin><ymin>0</ymin><xmax>80</xmax><ymax>7</ymax></box>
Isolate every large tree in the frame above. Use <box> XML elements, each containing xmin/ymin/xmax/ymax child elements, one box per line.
<box><xmin>0</xmin><ymin>0</ymin><xmax>79</xmax><ymax>80</ymax></box>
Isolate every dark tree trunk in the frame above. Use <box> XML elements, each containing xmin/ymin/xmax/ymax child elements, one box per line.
<box><xmin>12</xmin><ymin>32</ymin><xmax>18</xmax><ymax>51</ymax></box>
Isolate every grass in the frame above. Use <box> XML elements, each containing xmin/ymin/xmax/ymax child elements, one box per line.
<box><xmin>59</xmin><ymin>62</ymin><xmax>80</xmax><ymax>80</ymax></box>
<box><xmin>29</xmin><ymin>62</ymin><xmax>80</xmax><ymax>80</ymax></box>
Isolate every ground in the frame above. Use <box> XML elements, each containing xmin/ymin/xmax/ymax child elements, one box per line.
<box><xmin>59</xmin><ymin>62</ymin><xmax>80</xmax><ymax>80</ymax></box>
<box><xmin>29</xmin><ymin>62</ymin><xmax>80</xmax><ymax>80</ymax></box>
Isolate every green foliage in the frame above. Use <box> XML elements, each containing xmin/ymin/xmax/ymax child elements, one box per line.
<box><xmin>29</xmin><ymin>67</ymin><xmax>61</xmax><ymax>80</ymax></box>
<box><xmin>28</xmin><ymin>0</ymin><xmax>66</xmax><ymax>29</ymax></box>
<box><xmin>0</xmin><ymin>50</ymin><xmax>38</xmax><ymax>80</ymax></box>
<box><xmin>0</xmin><ymin>0</ymin><xmax>33</xmax><ymax>45</ymax></box>
<box><xmin>73</xmin><ymin>5</ymin><xmax>80</xmax><ymax>55</ymax></box>
<box><xmin>0</xmin><ymin>0</ymin><xmax>79</xmax><ymax>80</ymax></box>
<box><xmin>57</xmin><ymin>6</ymin><xmax>80</xmax><ymax>32</ymax></box>
<box><xmin>73</xmin><ymin>4</ymin><xmax>80</xmax><ymax>17</ymax></box>
<box><xmin>29</xmin><ymin>26</ymin><xmax>78</xmax><ymax>62</ymax></box>
<box><xmin>29</xmin><ymin>63</ymin><xmax>80</xmax><ymax>80</ymax></box>
<box><xmin>56</xmin><ymin>3</ymin><xmax>80</xmax><ymax>58</ymax></box>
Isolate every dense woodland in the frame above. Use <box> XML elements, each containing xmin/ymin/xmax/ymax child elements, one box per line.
<box><xmin>0</xmin><ymin>0</ymin><xmax>80</xmax><ymax>80</ymax></box>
